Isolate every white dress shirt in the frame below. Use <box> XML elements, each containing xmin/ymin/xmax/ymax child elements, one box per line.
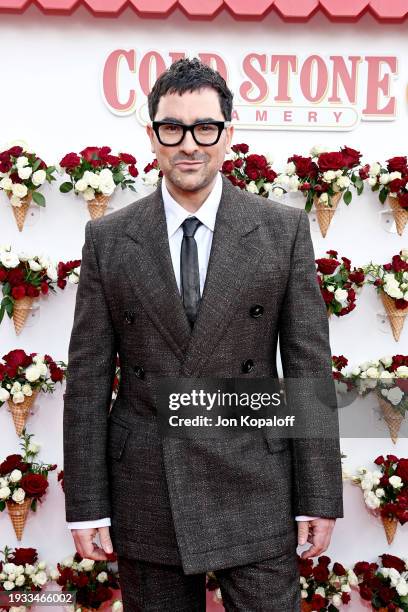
<box><xmin>67</xmin><ymin>172</ymin><xmax>317</xmax><ymax>529</ymax></box>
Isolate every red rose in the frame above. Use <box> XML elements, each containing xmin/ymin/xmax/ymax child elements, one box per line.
<box><xmin>379</xmin><ymin>585</ymin><xmax>396</xmax><ymax>604</ymax></box>
<box><xmin>359</xmin><ymin>584</ymin><xmax>373</xmax><ymax>601</ymax></box>
<box><xmin>398</xmin><ymin>192</ymin><xmax>408</xmax><ymax>209</ymax></box>
<box><xmin>128</xmin><ymin>165</ymin><xmax>138</xmax><ymax>178</ymax></box>
<box><xmin>246</xmin><ymin>168</ymin><xmax>258</xmax><ymax>180</ymax></box>
<box><xmin>57</xmin><ymin>278</ymin><xmax>67</xmax><ymax>290</ymax></box>
<box><xmin>386</xmin><ymin>156</ymin><xmax>407</xmax><ymax>174</ymax></box>
<box><xmin>395</xmin><ymin>459</ymin><xmax>408</xmax><ymax>482</ymax></box>
<box><xmin>392</xmin><ymin>255</ymin><xmax>408</xmax><ymax>273</ymax></box>
<box><xmin>359</xmin><ymin>164</ymin><xmax>370</xmax><ymax>179</ymax></box>
<box><xmin>341</xmin><ymin>592</ymin><xmax>351</xmax><ymax>604</ymax></box>
<box><xmin>341</xmin><ymin>146</ymin><xmax>361</xmax><ymax>168</ymax></box>
<box><xmin>7</xmin><ymin>268</ymin><xmax>24</xmax><ymax>286</ymax></box>
<box><xmin>379</xmin><ymin>552</ymin><xmax>408</xmax><ymax>573</ymax></box>
<box><xmin>310</xmin><ymin>593</ymin><xmax>326</xmax><ymax>607</ymax></box>
<box><xmin>231</xmin><ymin>143</ymin><xmax>249</xmax><ymax>154</ymax></box>
<box><xmin>9</xmin><ymin>547</ymin><xmax>38</xmax><ymax>565</ymax></box>
<box><xmin>222</xmin><ymin>160</ymin><xmax>235</xmax><ymax>174</ymax></box>
<box><xmin>374</xmin><ymin>455</ymin><xmax>385</xmax><ymax>465</ymax></box>
<box><xmin>316</xmin><ymin>258</ymin><xmax>340</xmax><ymax>275</ymax></box>
<box><xmin>20</xmin><ymin>473</ymin><xmax>49</xmax><ymax>499</ymax></box>
<box><xmin>246</xmin><ymin>154</ymin><xmax>267</xmax><ymax>169</ymax></box>
<box><xmin>26</xmin><ymin>284</ymin><xmax>40</xmax><ymax>297</ymax></box>
<box><xmin>333</xmin><ymin>562</ymin><xmax>346</xmax><ymax>576</ymax></box>
<box><xmin>264</xmin><ymin>168</ymin><xmax>277</xmax><ymax>182</ymax></box>
<box><xmin>396</xmin><ymin>379</ymin><xmax>408</xmax><ymax>393</ymax></box>
<box><xmin>0</xmin><ymin>454</ymin><xmax>28</xmax><ymax>476</ymax></box>
<box><xmin>11</xmin><ymin>285</ymin><xmax>26</xmax><ymax>299</ymax></box>
<box><xmin>8</xmin><ymin>146</ymin><xmax>24</xmax><ymax>157</ymax></box>
<box><xmin>318</xmin><ymin>152</ymin><xmax>346</xmax><ymax>171</ymax></box>
<box><xmin>349</xmin><ymin>270</ymin><xmax>365</xmax><ymax>285</ymax></box>
<box><xmin>2</xmin><ymin>349</ymin><xmax>31</xmax><ymax>368</ymax></box>
<box><xmin>312</xmin><ymin>564</ymin><xmax>329</xmax><ymax>581</ymax></box>
<box><xmin>288</xmin><ymin>155</ymin><xmax>317</xmax><ymax>179</ymax></box>
<box><xmin>79</xmin><ymin>146</ymin><xmax>100</xmax><ymax>162</ymax></box>
<box><xmin>40</xmin><ymin>281</ymin><xmax>49</xmax><ymax>295</ymax></box>
<box><xmin>326</xmin><ymin>250</ymin><xmax>338</xmax><ymax>257</ymax></box>
<box><xmin>106</xmin><ymin>155</ymin><xmax>121</xmax><ymax>167</ymax></box>
<box><xmin>60</xmin><ymin>152</ymin><xmax>81</xmax><ymax>170</ymax></box>
<box><xmin>0</xmin><ymin>268</ymin><xmax>7</xmax><ymax>282</ymax></box>
<box><xmin>119</xmin><ymin>152</ymin><xmax>136</xmax><ymax>165</ymax></box>
<box><xmin>234</xmin><ymin>158</ymin><xmax>244</xmax><ymax>168</ymax></box>
<box><xmin>388</xmin><ymin>178</ymin><xmax>405</xmax><ymax>193</ymax></box>
<box><xmin>395</xmin><ymin>298</ymin><xmax>408</xmax><ymax>310</ymax></box>
<box><xmin>321</xmin><ymin>288</ymin><xmax>334</xmax><ymax>304</ymax></box>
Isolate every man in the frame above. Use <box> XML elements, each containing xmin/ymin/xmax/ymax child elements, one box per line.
<box><xmin>63</xmin><ymin>58</ymin><xmax>344</xmax><ymax>611</ymax></box>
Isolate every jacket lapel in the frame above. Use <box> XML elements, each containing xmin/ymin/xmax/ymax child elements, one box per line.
<box><xmin>122</xmin><ymin>174</ymin><xmax>265</xmax><ymax>373</ymax></box>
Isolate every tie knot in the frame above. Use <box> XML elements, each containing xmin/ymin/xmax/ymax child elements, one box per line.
<box><xmin>182</xmin><ymin>216</ymin><xmax>202</xmax><ymax>238</ymax></box>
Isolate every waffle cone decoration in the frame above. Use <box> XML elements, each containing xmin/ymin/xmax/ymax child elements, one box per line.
<box><xmin>6</xmin><ymin>497</ymin><xmax>32</xmax><ymax>540</ymax></box>
<box><xmin>7</xmin><ymin>389</ymin><xmax>38</xmax><ymax>435</ymax></box>
<box><xmin>6</xmin><ymin>191</ymin><xmax>32</xmax><ymax>232</ymax></box>
<box><xmin>378</xmin><ymin>396</ymin><xmax>404</xmax><ymax>444</ymax></box>
<box><xmin>12</xmin><ymin>295</ymin><xmax>35</xmax><ymax>335</ymax></box>
<box><xmin>388</xmin><ymin>195</ymin><xmax>408</xmax><ymax>236</ymax></box>
<box><xmin>381</xmin><ymin>514</ymin><xmax>398</xmax><ymax>545</ymax></box>
<box><xmin>380</xmin><ymin>291</ymin><xmax>407</xmax><ymax>341</ymax></box>
<box><xmin>87</xmin><ymin>193</ymin><xmax>110</xmax><ymax>220</ymax></box>
<box><xmin>313</xmin><ymin>192</ymin><xmax>342</xmax><ymax>238</ymax></box>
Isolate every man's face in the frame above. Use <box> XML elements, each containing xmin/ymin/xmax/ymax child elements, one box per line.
<box><xmin>146</xmin><ymin>87</ymin><xmax>234</xmax><ymax>193</ymax></box>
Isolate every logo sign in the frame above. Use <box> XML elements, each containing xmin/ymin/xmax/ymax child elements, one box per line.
<box><xmin>101</xmin><ymin>49</ymin><xmax>398</xmax><ymax>132</ymax></box>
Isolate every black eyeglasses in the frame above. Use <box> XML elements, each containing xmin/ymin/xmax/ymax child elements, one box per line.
<box><xmin>152</xmin><ymin>120</ymin><xmax>231</xmax><ymax>146</ymax></box>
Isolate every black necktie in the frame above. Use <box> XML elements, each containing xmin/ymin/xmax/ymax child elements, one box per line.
<box><xmin>180</xmin><ymin>216</ymin><xmax>202</xmax><ymax>328</ymax></box>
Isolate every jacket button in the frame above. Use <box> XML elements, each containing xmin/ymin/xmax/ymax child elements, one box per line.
<box><xmin>133</xmin><ymin>365</ymin><xmax>145</xmax><ymax>379</ymax></box>
<box><xmin>242</xmin><ymin>359</ymin><xmax>254</xmax><ymax>373</ymax></box>
<box><xmin>249</xmin><ymin>304</ymin><xmax>264</xmax><ymax>318</ymax></box>
<box><xmin>124</xmin><ymin>310</ymin><xmax>135</xmax><ymax>324</ymax></box>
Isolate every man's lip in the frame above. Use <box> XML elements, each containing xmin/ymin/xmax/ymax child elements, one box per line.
<box><xmin>175</xmin><ymin>161</ymin><xmax>204</xmax><ymax>166</ymax></box>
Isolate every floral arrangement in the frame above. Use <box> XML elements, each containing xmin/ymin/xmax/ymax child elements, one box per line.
<box><xmin>273</xmin><ymin>145</ymin><xmax>364</xmax><ymax>236</ymax></box>
<box><xmin>364</xmin><ymin>250</ymin><xmax>408</xmax><ymax>341</ymax></box>
<box><xmin>52</xmin><ymin>553</ymin><xmax>121</xmax><ymax>612</ymax></box>
<box><xmin>0</xmin><ymin>349</ymin><xmax>66</xmax><ymax>435</ymax></box>
<box><xmin>315</xmin><ymin>250</ymin><xmax>366</xmax><ymax>317</ymax></box>
<box><xmin>298</xmin><ymin>554</ymin><xmax>355</xmax><ymax>611</ymax></box>
<box><xmin>57</xmin><ymin>469</ymin><xmax>64</xmax><ymax>493</ymax></box>
<box><xmin>366</xmin><ymin>155</ymin><xmax>408</xmax><ymax>235</ymax></box>
<box><xmin>0</xmin><ymin>545</ymin><xmax>50</xmax><ymax>610</ymax></box>
<box><xmin>0</xmin><ymin>144</ymin><xmax>56</xmax><ymax>231</ymax></box>
<box><xmin>221</xmin><ymin>143</ymin><xmax>278</xmax><ymax>198</ymax></box>
<box><xmin>0</xmin><ymin>430</ymin><xmax>57</xmax><ymax>540</ymax></box>
<box><xmin>0</xmin><ymin>245</ymin><xmax>80</xmax><ymax>334</ymax></box>
<box><xmin>142</xmin><ymin>158</ymin><xmax>162</xmax><ymax>188</ymax></box>
<box><xmin>58</xmin><ymin>146</ymin><xmax>138</xmax><ymax>220</ymax></box>
<box><xmin>351</xmin><ymin>454</ymin><xmax>408</xmax><ymax>544</ymax></box>
<box><xmin>353</xmin><ymin>554</ymin><xmax>408</xmax><ymax>610</ymax></box>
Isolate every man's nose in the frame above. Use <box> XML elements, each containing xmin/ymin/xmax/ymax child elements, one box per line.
<box><xmin>179</xmin><ymin>129</ymin><xmax>199</xmax><ymax>155</ymax></box>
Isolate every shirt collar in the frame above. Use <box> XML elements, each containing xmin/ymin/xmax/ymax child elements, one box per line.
<box><xmin>161</xmin><ymin>172</ymin><xmax>222</xmax><ymax>239</ymax></box>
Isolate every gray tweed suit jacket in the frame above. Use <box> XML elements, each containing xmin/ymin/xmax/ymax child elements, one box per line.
<box><xmin>63</xmin><ymin>173</ymin><xmax>344</xmax><ymax>575</ymax></box>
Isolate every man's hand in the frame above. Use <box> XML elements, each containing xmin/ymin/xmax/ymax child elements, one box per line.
<box><xmin>71</xmin><ymin>526</ymin><xmax>113</xmax><ymax>561</ymax></box>
<box><xmin>297</xmin><ymin>518</ymin><xmax>336</xmax><ymax>559</ymax></box>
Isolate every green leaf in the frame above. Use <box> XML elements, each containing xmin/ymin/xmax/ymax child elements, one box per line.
<box><xmin>47</xmin><ymin>165</ymin><xmax>56</xmax><ymax>174</ymax></box>
<box><xmin>305</xmin><ymin>191</ymin><xmax>314</xmax><ymax>213</ymax></box>
<box><xmin>32</xmin><ymin>191</ymin><xmax>46</xmax><ymax>207</ymax></box>
<box><xmin>113</xmin><ymin>171</ymin><xmax>124</xmax><ymax>183</ymax></box>
<box><xmin>379</xmin><ymin>187</ymin><xmax>388</xmax><ymax>204</ymax></box>
<box><xmin>60</xmin><ymin>182</ymin><xmax>73</xmax><ymax>193</ymax></box>
<box><xmin>0</xmin><ymin>500</ymin><xmax>5</xmax><ymax>511</ymax></box>
<box><xmin>5</xmin><ymin>300</ymin><xmax>13</xmax><ymax>315</ymax></box>
<box><xmin>32</xmin><ymin>159</ymin><xmax>41</xmax><ymax>172</ymax></box>
<box><xmin>343</xmin><ymin>190</ymin><xmax>352</xmax><ymax>205</ymax></box>
<box><xmin>128</xmin><ymin>185</ymin><xmax>136</xmax><ymax>192</ymax></box>
<box><xmin>2</xmin><ymin>282</ymin><xmax>10</xmax><ymax>296</ymax></box>
<box><xmin>0</xmin><ymin>303</ymin><xmax>5</xmax><ymax>324</ymax></box>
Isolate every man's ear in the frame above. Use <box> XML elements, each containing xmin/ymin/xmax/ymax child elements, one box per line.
<box><xmin>225</xmin><ymin>125</ymin><xmax>234</xmax><ymax>154</ymax></box>
<box><xmin>146</xmin><ymin>124</ymin><xmax>155</xmax><ymax>154</ymax></box>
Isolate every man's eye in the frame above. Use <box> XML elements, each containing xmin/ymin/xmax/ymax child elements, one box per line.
<box><xmin>196</xmin><ymin>124</ymin><xmax>217</xmax><ymax>133</ymax></box>
<box><xmin>163</xmin><ymin>124</ymin><xmax>181</xmax><ymax>133</ymax></box>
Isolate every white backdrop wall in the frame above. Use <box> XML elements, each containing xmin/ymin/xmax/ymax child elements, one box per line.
<box><xmin>0</xmin><ymin>6</ymin><xmax>407</xmax><ymax>611</ymax></box>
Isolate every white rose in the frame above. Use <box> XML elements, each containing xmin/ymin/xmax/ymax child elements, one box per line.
<box><xmin>386</xmin><ymin>387</ymin><xmax>404</xmax><ymax>405</ymax></box>
<box><xmin>0</xmin><ymin>177</ymin><xmax>13</xmax><ymax>190</ymax></box>
<box><xmin>12</xmin><ymin>392</ymin><xmax>25</xmax><ymax>404</ymax></box>
<box><xmin>21</xmin><ymin>384</ymin><xmax>32</xmax><ymax>396</ymax></box>
<box><xmin>272</xmin><ymin>187</ymin><xmax>284</xmax><ymax>198</ymax></box>
<box><xmin>12</xmin><ymin>183</ymin><xmax>28</xmax><ymax>198</ymax></box>
<box><xmin>11</xmin><ymin>381</ymin><xmax>22</xmax><ymax>393</ymax></box>
<box><xmin>0</xmin><ymin>387</ymin><xmax>10</xmax><ymax>401</ymax></box>
<box><xmin>49</xmin><ymin>568</ymin><xmax>60</xmax><ymax>580</ymax></box>
<box><xmin>341</xmin><ymin>583</ymin><xmax>351</xmax><ymax>592</ymax></box>
<box><xmin>79</xmin><ymin>559</ymin><xmax>95</xmax><ymax>571</ymax></box>
<box><xmin>24</xmin><ymin>564</ymin><xmax>34</xmax><ymax>575</ymax></box>
<box><xmin>9</xmin><ymin>470</ymin><xmax>22</xmax><ymax>483</ymax></box>
<box><xmin>315</xmin><ymin>587</ymin><xmax>325</xmax><ymax>596</ymax></box>
<box><xmin>0</xmin><ymin>486</ymin><xmax>11</xmax><ymax>500</ymax></box>
<box><xmin>351</xmin><ymin>367</ymin><xmax>361</xmax><ymax>376</ymax></box>
<box><xmin>32</xmin><ymin>169</ymin><xmax>46</xmax><ymax>186</ymax></box>
<box><xmin>318</xmin><ymin>193</ymin><xmax>329</xmax><ymax>204</ymax></box>
<box><xmin>368</xmin><ymin>176</ymin><xmax>377</xmax><ymax>187</ymax></box>
<box><xmin>83</xmin><ymin>187</ymin><xmax>95</xmax><ymax>201</ymax></box>
<box><xmin>364</xmin><ymin>491</ymin><xmax>380</xmax><ymax>509</ymax></box>
<box><xmin>97</xmin><ymin>571</ymin><xmax>108</xmax><ymax>582</ymax></box>
<box><xmin>112</xmin><ymin>601</ymin><xmax>123</xmax><ymax>612</ymax></box>
<box><xmin>375</xmin><ymin>488</ymin><xmax>385</xmax><ymax>497</ymax></box>
<box><xmin>246</xmin><ymin>181</ymin><xmax>259</xmax><ymax>194</ymax></box>
<box><xmin>379</xmin><ymin>173</ymin><xmax>390</xmax><ymax>184</ymax></box>
<box><xmin>28</xmin><ymin>259</ymin><xmax>42</xmax><ymax>272</ymax></box>
<box><xmin>16</xmin><ymin>156</ymin><xmax>29</xmax><ymax>168</ymax></box>
<box><xmin>366</xmin><ymin>367</ymin><xmax>379</xmax><ymax>378</ymax></box>
<box><xmin>88</xmin><ymin>173</ymin><xmax>100</xmax><ymax>189</ymax></box>
<box><xmin>62</xmin><ymin>556</ymin><xmax>74</xmax><ymax>568</ymax></box>
<box><xmin>389</xmin><ymin>171</ymin><xmax>402</xmax><ymax>181</ymax></box>
<box><xmin>380</xmin><ymin>370</ymin><xmax>394</xmax><ymax>379</ymax></box>
<box><xmin>28</xmin><ymin>441</ymin><xmax>40</xmax><ymax>453</ymax></box>
<box><xmin>396</xmin><ymin>365</ymin><xmax>408</xmax><ymax>377</ymax></box>
<box><xmin>288</xmin><ymin>175</ymin><xmax>300</xmax><ymax>192</ymax></box>
<box><xmin>99</xmin><ymin>168</ymin><xmax>113</xmax><ymax>180</ymax></box>
<box><xmin>332</xmin><ymin>594</ymin><xmax>342</xmax><ymax>607</ymax></box>
<box><xmin>262</xmin><ymin>182</ymin><xmax>273</xmax><ymax>193</ymax></box>
<box><xmin>285</xmin><ymin>162</ymin><xmax>296</xmax><ymax>176</ymax></box>
<box><xmin>336</xmin><ymin>176</ymin><xmax>351</xmax><ymax>189</ymax></box>
<box><xmin>32</xmin><ymin>570</ymin><xmax>47</xmax><ymax>586</ymax></box>
<box><xmin>323</xmin><ymin>170</ymin><xmax>336</xmax><ymax>182</ymax></box>
<box><xmin>46</xmin><ymin>265</ymin><xmax>58</xmax><ymax>281</ymax></box>
<box><xmin>396</xmin><ymin>579</ymin><xmax>408</xmax><ymax>596</ymax></box>
<box><xmin>334</xmin><ymin>288</ymin><xmax>348</xmax><ymax>304</ymax></box>
<box><xmin>380</xmin><ymin>355</ymin><xmax>393</xmax><ymax>367</ymax></box>
<box><xmin>12</xmin><ymin>488</ymin><xmax>26</xmax><ymax>503</ymax></box>
<box><xmin>347</xmin><ymin>570</ymin><xmax>358</xmax><ymax>586</ymax></box>
<box><xmin>385</xmin><ymin>285</ymin><xmax>403</xmax><ymax>299</ymax></box>
<box><xmin>369</xmin><ymin>162</ymin><xmax>381</xmax><ymax>176</ymax></box>
<box><xmin>276</xmin><ymin>173</ymin><xmax>290</xmax><ymax>187</ymax></box>
<box><xmin>99</xmin><ymin>179</ymin><xmax>115</xmax><ymax>195</ymax></box>
<box><xmin>3</xmin><ymin>581</ymin><xmax>15</xmax><ymax>590</ymax></box>
<box><xmin>75</xmin><ymin>179</ymin><xmax>88</xmax><ymax>192</ymax></box>
<box><xmin>310</xmin><ymin>144</ymin><xmax>328</xmax><ymax>156</ymax></box>
<box><xmin>327</xmin><ymin>286</ymin><xmax>335</xmax><ymax>293</ymax></box>
<box><xmin>143</xmin><ymin>169</ymin><xmax>160</xmax><ymax>186</ymax></box>
<box><xmin>18</xmin><ymin>166</ymin><xmax>32</xmax><ymax>180</ymax></box>
<box><xmin>25</xmin><ymin>364</ymin><xmax>41</xmax><ymax>382</ymax></box>
<box><xmin>265</xmin><ymin>153</ymin><xmax>274</xmax><ymax>165</ymax></box>
<box><xmin>389</xmin><ymin>475</ymin><xmax>403</xmax><ymax>488</ymax></box>
<box><xmin>15</xmin><ymin>574</ymin><xmax>25</xmax><ymax>586</ymax></box>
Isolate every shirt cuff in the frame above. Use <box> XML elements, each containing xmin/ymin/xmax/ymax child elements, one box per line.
<box><xmin>67</xmin><ymin>517</ymin><xmax>111</xmax><ymax>530</ymax></box>
<box><xmin>295</xmin><ymin>515</ymin><xmax>320</xmax><ymax>521</ymax></box>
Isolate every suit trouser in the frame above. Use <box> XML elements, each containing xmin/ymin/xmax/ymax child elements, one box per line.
<box><xmin>117</xmin><ymin>546</ymin><xmax>301</xmax><ymax>612</ymax></box>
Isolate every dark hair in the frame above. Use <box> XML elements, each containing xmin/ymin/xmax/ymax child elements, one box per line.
<box><xmin>147</xmin><ymin>57</ymin><xmax>234</xmax><ymax>121</ymax></box>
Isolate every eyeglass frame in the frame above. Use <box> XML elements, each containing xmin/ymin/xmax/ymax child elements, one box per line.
<box><xmin>151</xmin><ymin>120</ymin><xmax>231</xmax><ymax>147</ymax></box>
